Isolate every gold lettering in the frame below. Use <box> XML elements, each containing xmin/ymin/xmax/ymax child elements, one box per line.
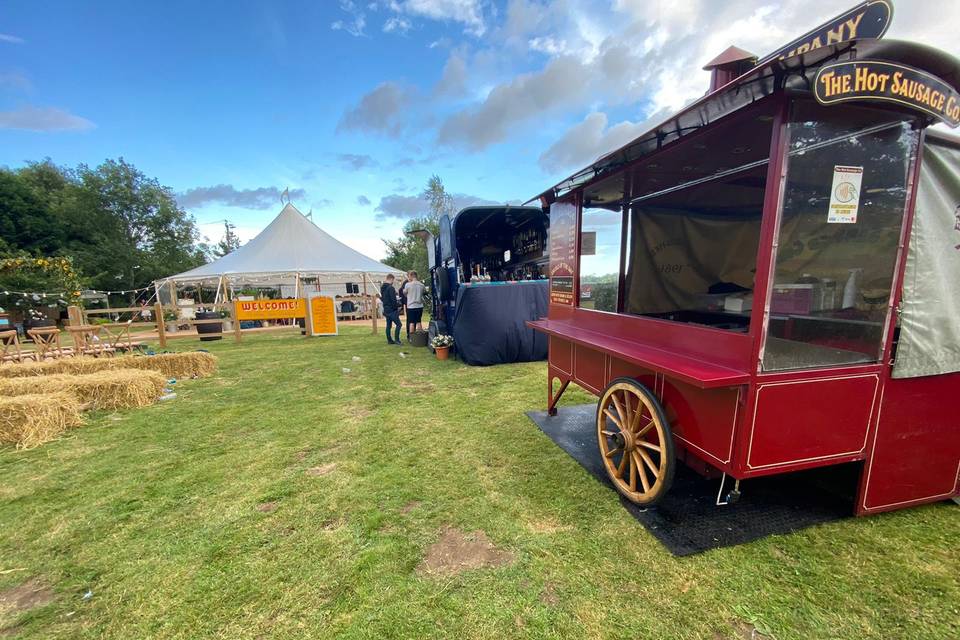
<box><xmin>855</xmin><ymin>67</ymin><xmax>869</xmax><ymax>91</ymax></box>
<box><xmin>845</xmin><ymin>12</ymin><xmax>864</xmax><ymax>39</ymax></box>
<box><xmin>809</xmin><ymin>36</ymin><xmax>823</xmax><ymax>51</ymax></box>
<box><xmin>796</xmin><ymin>43</ymin><xmax>811</xmax><ymax>55</ymax></box>
<box><xmin>826</xmin><ymin>25</ymin><xmax>844</xmax><ymax>44</ymax></box>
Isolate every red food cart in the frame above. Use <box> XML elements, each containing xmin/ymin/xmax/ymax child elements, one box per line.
<box><xmin>529</xmin><ymin>1</ymin><xmax>960</xmax><ymax>515</ymax></box>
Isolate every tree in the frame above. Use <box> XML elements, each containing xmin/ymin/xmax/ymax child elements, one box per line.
<box><xmin>421</xmin><ymin>174</ymin><xmax>455</xmax><ymax>222</ymax></box>
<box><xmin>381</xmin><ymin>175</ymin><xmax>451</xmax><ymax>281</ymax></box>
<box><xmin>0</xmin><ymin>157</ymin><xmax>208</xmax><ymax>304</ymax></box>
<box><xmin>214</xmin><ymin>221</ymin><xmax>241</xmax><ymax>257</ymax></box>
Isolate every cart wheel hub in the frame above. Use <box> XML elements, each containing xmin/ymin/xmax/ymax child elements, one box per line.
<box><xmin>617</xmin><ymin>429</ymin><xmax>636</xmax><ymax>452</ymax></box>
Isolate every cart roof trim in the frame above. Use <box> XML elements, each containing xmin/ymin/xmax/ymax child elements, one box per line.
<box><xmin>529</xmin><ymin>38</ymin><xmax>960</xmax><ymax>206</ymax></box>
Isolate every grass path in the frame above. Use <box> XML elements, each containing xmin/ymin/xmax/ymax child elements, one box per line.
<box><xmin>1</xmin><ymin>328</ymin><xmax>957</xmax><ymax>639</ymax></box>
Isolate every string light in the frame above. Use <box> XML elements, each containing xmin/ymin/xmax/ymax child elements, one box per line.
<box><xmin>0</xmin><ymin>285</ymin><xmax>153</xmax><ymax>298</ymax></box>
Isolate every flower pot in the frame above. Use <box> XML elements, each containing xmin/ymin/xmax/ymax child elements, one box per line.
<box><xmin>165</xmin><ymin>322</ymin><xmax>178</xmax><ymax>333</ymax></box>
<box><xmin>435</xmin><ymin>346</ymin><xmax>450</xmax><ymax>360</ymax></box>
<box><xmin>195</xmin><ymin>311</ymin><xmax>223</xmax><ymax>341</ymax></box>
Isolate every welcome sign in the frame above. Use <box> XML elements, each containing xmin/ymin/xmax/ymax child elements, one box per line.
<box><xmin>234</xmin><ymin>298</ymin><xmax>306</xmax><ymax>321</ymax></box>
<box><xmin>815</xmin><ymin>60</ymin><xmax>960</xmax><ymax>128</ymax></box>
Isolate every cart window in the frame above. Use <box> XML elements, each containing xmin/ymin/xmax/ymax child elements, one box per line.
<box><xmin>761</xmin><ymin>103</ymin><xmax>918</xmax><ymax>372</ymax></box>
<box><xmin>578</xmin><ymin>207</ymin><xmax>622</xmax><ymax>312</ymax></box>
<box><xmin>616</xmin><ymin>100</ymin><xmax>776</xmax><ymax>331</ymax></box>
<box><xmin>621</xmin><ymin>166</ymin><xmax>766</xmax><ymax>331</ymax></box>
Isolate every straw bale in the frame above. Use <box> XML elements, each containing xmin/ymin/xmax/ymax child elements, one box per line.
<box><xmin>0</xmin><ymin>369</ymin><xmax>167</xmax><ymax>410</ymax></box>
<box><xmin>0</xmin><ymin>392</ymin><xmax>83</xmax><ymax>449</ymax></box>
<box><xmin>0</xmin><ymin>352</ymin><xmax>217</xmax><ymax>380</ymax></box>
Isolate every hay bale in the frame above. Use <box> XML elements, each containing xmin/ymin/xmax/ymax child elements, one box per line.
<box><xmin>0</xmin><ymin>392</ymin><xmax>83</xmax><ymax>449</ymax></box>
<box><xmin>116</xmin><ymin>352</ymin><xmax>218</xmax><ymax>379</ymax></box>
<box><xmin>0</xmin><ymin>369</ymin><xmax>167</xmax><ymax>410</ymax></box>
<box><xmin>0</xmin><ymin>351</ymin><xmax>217</xmax><ymax>380</ymax></box>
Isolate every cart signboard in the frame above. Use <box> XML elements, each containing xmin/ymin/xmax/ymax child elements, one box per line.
<box><xmin>306</xmin><ymin>294</ymin><xmax>338</xmax><ymax>336</ymax></box>
<box><xmin>548</xmin><ymin>201</ymin><xmax>577</xmax><ymax>305</ymax></box>
<box><xmin>234</xmin><ymin>298</ymin><xmax>306</xmax><ymax>321</ymax></box>
<box><xmin>756</xmin><ymin>0</ymin><xmax>892</xmax><ymax>66</ymax></box>
<box><xmin>815</xmin><ymin>60</ymin><xmax>960</xmax><ymax>128</ymax></box>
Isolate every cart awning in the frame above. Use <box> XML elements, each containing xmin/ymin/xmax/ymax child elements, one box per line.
<box><xmin>531</xmin><ymin>39</ymin><xmax>960</xmax><ymax>206</ymax></box>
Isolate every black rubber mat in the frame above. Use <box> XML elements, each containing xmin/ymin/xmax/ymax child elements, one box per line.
<box><xmin>527</xmin><ymin>404</ymin><xmax>855</xmax><ymax>556</ymax></box>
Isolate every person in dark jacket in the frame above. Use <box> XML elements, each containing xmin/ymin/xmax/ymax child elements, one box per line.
<box><xmin>380</xmin><ymin>274</ymin><xmax>402</xmax><ymax>345</ymax></box>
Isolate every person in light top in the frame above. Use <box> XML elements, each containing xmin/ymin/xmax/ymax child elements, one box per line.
<box><xmin>404</xmin><ymin>270</ymin><xmax>425</xmax><ymax>342</ymax></box>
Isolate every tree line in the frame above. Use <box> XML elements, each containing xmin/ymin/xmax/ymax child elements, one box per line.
<box><xmin>0</xmin><ymin>158</ymin><xmax>208</xmax><ymax>305</ymax></box>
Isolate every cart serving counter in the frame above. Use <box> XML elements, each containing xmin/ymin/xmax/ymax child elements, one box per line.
<box><xmin>529</xmin><ymin>2</ymin><xmax>960</xmax><ymax>515</ymax></box>
<box><xmin>424</xmin><ymin>205</ymin><xmax>549</xmax><ymax>365</ymax></box>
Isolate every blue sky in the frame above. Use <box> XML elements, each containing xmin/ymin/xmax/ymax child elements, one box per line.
<box><xmin>2</xmin><ymin>0</ymin><xmax>957</xmax><ymax>259</ymax></box>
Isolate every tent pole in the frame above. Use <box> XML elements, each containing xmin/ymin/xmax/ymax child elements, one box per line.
<box><xmin>363</xmin><ymin>272</ymin><xmax>376</xmax><ymax>335</ymax></box>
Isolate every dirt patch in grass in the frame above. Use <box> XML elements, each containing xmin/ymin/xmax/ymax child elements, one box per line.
<box><xmin>344</xmin><ymin>407</ymin><xmax>374</xmax><ymax>423</ymax></box>
<box><xmin>714</xmin><ymin>620</ymin><xmax>770</xmax><ymax>640</ymax></box>
<box><xmin>256</xmin><ymin>501</ymin><xmax>278</xmax><ymax>513</ymax></box>
<box><xmin>0</xmin><ymin>577</ymin><xmax>54</xmax><ymax>622</ymax></box>
<box><xmin>524</xmin><ymin>517</ymin><xmax>571</xmax><ymax>534</ymax></box>
<box><xmin>293</xmin><ymin>448</ymin><xmax>310</xmax><ymax>462</ymax></box>
<box><xmin>416</xmin><ymin>526</ymin><xmax>515</xmax><ymax>576</ymax></box>
<box><xmin>399</xmin><ymin>500</ymin><xmax>421</xmax><ymax>514</ymax></box>
<box><xmin>306</xmin><ymin>463</ymin><xmax>337</xmax><ymax>477</ymax></box>
<box><xmin>398</xmin><ymin>380</ymin><xmax>435</xmax><ymax>392</ymax></box>
<box><xmin>540</xmin><ymin>582</ymin><xmax>559</xmax><ymax>607</ymax></box>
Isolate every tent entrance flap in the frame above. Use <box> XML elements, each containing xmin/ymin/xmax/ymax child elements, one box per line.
<box><xmin>893</xmin><ymin>135</ymin><xmax>960</xmax><ymax>378</ymax></box>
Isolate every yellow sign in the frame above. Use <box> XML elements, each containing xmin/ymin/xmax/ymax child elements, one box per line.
<box><xmin>308</xmin><ymin>296</ymin><xmax>338</xmax><ymax>336</ymax></box>
<box><xmin>234</xmin><ymin>298</ymin><xmax>305</xmax><ymax>321</ymax></box>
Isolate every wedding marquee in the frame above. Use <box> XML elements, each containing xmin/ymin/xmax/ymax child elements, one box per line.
<box><xmin>155</xmin><ymin>203</ymin><xmax>403</xmax><ymax>301</ymax></box>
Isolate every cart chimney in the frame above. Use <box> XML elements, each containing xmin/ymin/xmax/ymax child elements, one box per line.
<box><xmin>703</xmin><ymin>46</ymin><xmax>757</xmax><ymax>93</ymax></box>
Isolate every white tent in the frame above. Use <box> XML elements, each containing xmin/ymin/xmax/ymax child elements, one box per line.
<box><xmin>156</xmin><ymin>203</ymin><xmax>403</xmax><ymax>299</ymax></box>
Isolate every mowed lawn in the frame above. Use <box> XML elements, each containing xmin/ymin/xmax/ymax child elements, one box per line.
<box><xmin>1</xmin><ymin>328</ymin><xmax>958</xmax><ymax>639</ymax></box>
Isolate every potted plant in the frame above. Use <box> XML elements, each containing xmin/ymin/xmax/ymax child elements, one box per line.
<box><xmin>163</xmin><ymin>310</ymin><xmax>179</xmax><ymax>333</ymax></box>
<box><xmin>430</xmin><ymin>334</ymin><xmax>454</xmax><ymax>360</ymax></box>
<box><xmin>194</xmin><ymin>306</ymin><xmax>223</xmax><ymax>341</ymax></box>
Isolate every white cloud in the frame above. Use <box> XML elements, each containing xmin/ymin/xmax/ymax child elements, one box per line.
<box><xmin>0</xmin><ymin>33</ymin><xmax>24</xmax><ymax>44</ymax></box>
<box><xmin>396</xmin><ymin>0</ymin><xmax>487</xmax><ymax>36</ymax></box>
<box><xmin>178</xmin><ymin>185</ymin><xmax>306</xmax><ymax>210</ymax></box>
<box><xmin>383</xmin><ymin>15</ymin><xmax>412</xmax><ymax>33</ymax></box>
<box><xmin>538</xmin><ymin>109</ymin><xmax>673</xmax><ymax>173</ymax></box>
<box><xmin>337</xmin><ymin>82</ymin><xmax>414</xmax><ymax>137</ymax></box>
<box><xmin>331</xmin><ymin>0</ymin><xmax>367</xmax><ymax>36</ymax></box>
<box><xmin>0</xmin><ymin>106</ymin><xmax>94</xmax><ymax>132</ymax></box>
<box><xmin>434</xmin><ymin>51</ymin><xmax>468</xmax><ymax>96</ymax></box>
<box><xmin>0</xmin><ymin>72</ymin><xmax>32</xmax><ymax>92</ymax></box>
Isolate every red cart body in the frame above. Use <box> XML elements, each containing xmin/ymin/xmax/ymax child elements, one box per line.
<box><xmin>529</xmin><ymin>16</ymin><xmax>960</xmax><ymax>514</ymax></box>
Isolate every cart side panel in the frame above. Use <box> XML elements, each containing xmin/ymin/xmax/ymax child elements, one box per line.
<box><xmin>661</xmin><ymin>378</ymin><xmax>742</xmax><ymax>472</ymax></box>
<box><xmin>609</xmin><ymin>356</ymin><xmax>740</xmax><ymax>473</ymax></box>
<box><xmin>740</xmin><ymin>373</ymin><xmax>879</xmax><ymax>474</ymax></box>
<box><xmin>573</xmin><ymin>344</ymin><xmax>605</xmax><ymax>394</ymax></box>
<box><xmin>548</xmin><ymin>336</ymin><xmax>573</xmax><ymax>376</ymax></box>
<box><xmin>858</xmin><ymin>372</ymin><xmax>960</xmax><ymax>514</ymax></box>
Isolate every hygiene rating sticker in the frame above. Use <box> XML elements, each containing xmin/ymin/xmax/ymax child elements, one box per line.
<box><xmin>828</xmin><ymin>165</ymin><xmax>863</xmax><ymax>224</ymax></box>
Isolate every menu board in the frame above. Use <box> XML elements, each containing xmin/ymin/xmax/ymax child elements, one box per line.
<box><xmin>307</xmin><ymin>295</ymin><xmax>338</xmax><ymax>336</ymax></box>
<box><xmin>549</xmin><ymin>201</ymin><xmax>577</xmax><ymax>305</ymax></box>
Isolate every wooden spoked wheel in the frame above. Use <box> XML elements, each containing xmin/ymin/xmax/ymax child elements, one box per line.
<box><xmin>596</xmin><ymin>378</ymin><xmax>675</xmax><ymax>506</ymax></box>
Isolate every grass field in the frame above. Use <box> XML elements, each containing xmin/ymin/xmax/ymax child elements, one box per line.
<box><xmin>1</xmin><ymin>327</ymin><xmax>958</xmax><ymax>639</ymax></box>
